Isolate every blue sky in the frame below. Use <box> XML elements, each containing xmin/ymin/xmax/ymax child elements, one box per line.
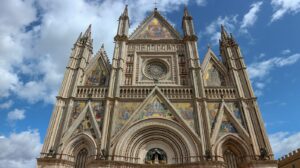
<box><xmin>0</xmin><ymin>0</ymin><xmax>300</xmax><ymax>167</ymax></box>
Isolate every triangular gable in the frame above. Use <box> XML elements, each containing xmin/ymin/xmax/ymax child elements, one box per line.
<box><xmin>111</xmin><ymin>86</ymin><xmax>197</xmax><ymax>143</ymax></box>
<box><xmin>129</xmin><ymin>11</ymin><xmax>181</xmax><ymax>40</ymax></box>
<box><xmin>211</xmin><ymin>101</ymin><xmax>249</xmax><ymax>145</ymax></box>
<box><xmin>84</xmin><ymin>47</ymin><xmax>110</xmax><ymax>86</ymax></box>
<box><xmin>202</xmin><ymin>48</ymin><xmax>227</xmax><ymax>74</ymax></box>
<box><xmin>202</xmin><ymin>48</ymin><xmax>228</xmax><ymax>87</ymax></box>
<box><xmin>61</xmin><ymin>101</ymin><xmax>101</xmax><ymax>143</ymax></box>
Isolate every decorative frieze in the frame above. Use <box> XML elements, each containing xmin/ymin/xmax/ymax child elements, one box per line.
<box><xmin>128</xmin><ymin>44</ymin><xmax>185</xmax><ymax>53</ymax></box>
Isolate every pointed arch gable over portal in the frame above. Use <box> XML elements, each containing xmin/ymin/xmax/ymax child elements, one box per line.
<box><xmin>110</xmin><ymin>86</ymin><xmax>201</xmax><ymax>164</ymax></box>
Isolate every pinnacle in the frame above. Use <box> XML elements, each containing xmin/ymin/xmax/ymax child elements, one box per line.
<box><xmin>184</xmin><ymin>5</ymin><xmax>189</xmax><ymax>16</ymax></box>
<box><xmin>220</xmin><ymin>24</ymin><xmax>228</xmax><ymax>40</ymax></box>
<box><xmin>83</xmin><ymin>24</ymin><xmax>92</xmax><ymax>38</ymax></box>
<box><xmin>123</xmin><ymin>5</ymin><xmax>128</xmax><ymax>17</ymax></box>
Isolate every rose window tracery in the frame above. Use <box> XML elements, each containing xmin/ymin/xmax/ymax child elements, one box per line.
<box><xmin>144</xmin><ymin>61</ymin><xmax>168</xmax><ymax>80</ymax></box>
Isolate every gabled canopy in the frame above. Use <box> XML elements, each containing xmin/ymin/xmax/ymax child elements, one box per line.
<box><xmin>129</xmin><ymin>10</ymin><xmax>181</xmax><ymax>40</ymax></box>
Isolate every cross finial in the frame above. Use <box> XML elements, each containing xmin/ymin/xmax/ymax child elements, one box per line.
<box><xmin>154</xmin><ymin>0</ymin><xmax>158</xmax><ymax>10</ymax></box>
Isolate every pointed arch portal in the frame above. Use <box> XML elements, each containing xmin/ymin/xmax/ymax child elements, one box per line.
<box><xmin>112</xmin><ymin>118</ymin><xmax>200</xmax><ymax>164</ymax></box>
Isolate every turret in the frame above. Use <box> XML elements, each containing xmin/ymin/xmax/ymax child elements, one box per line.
<box><xmin>41</xmin><ymin>25</ymin><xmax>93</xmax><ymax>155</ymax></box>
<box><xmin>182</xmin><ymin>6</ymin><xmax>196</xmax><ymax>38</ymax></box>
<box><xmin>115</xmin><ymin>5</ymin><xmax>129</xmax><ymax>40</ymax></box>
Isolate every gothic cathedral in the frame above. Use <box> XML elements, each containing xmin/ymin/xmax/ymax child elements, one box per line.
<box><xmin>37</xmin><ymin>6</ymin><xmax>278</xmax><ymax>168</ymax></box>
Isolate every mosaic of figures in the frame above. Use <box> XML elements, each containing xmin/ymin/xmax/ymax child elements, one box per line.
<box><xmin>127</xmin><ymin>44</ymin><xmax>185</xmax><ymax>52</ymax></box>
<box><xmin>137</xmin><ymin>18</ymin><xmax>173</xmax><ymax>39</ymax></box>
<box><xmin>219</xmin><ymin>113</ymin><xmax>238</xmax><ymax>136</ymax></box>
<box><xmin>204</xmin><ymin>62</ymin><xmax>226</xmax><ymax>87</ymax></box>
<box><xmin>134</xmin><ymin>98</ymin><xmax>174</xmax><ymax>121</ymax></box>
<box><xmin>85</xmin><ymin>63</ymin><xmax>107</xmax><ymax>86</ymax></box>
<box><xmin>173</xmin><ymin>102</ymin><xmax>195</xmax><ymax>130</ymax></box>
<box><xmin>112</xmin><ymin>102</ymin><xmax>141</xmax><ymax>136</ymax></box>
<box><xmin>71</xmin><ymin>101</ymin><xmax>105</xmax><ymax>132</ymax></box>
<box><xmin>207</xmin><ymin>102</ymin><xmax>244</xmax><ymax>134</ymax></box>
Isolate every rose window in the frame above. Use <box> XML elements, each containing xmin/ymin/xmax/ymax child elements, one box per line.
<box><xmin>145</xmin><ymin>61</ymin><xmax>168</xmax><ymax>79</ymax></box>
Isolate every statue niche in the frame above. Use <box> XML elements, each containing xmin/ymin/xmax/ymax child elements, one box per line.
<box><xmin>145</xmin><ymin>148</ymin><xmax>167</xmax><ymax>164</ymax></box>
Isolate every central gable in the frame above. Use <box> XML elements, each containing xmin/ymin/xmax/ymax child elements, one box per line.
<box><xmin>129</xmin><ymin>11</ymin><xmax>181</xmax><ymax>40</ymax></box>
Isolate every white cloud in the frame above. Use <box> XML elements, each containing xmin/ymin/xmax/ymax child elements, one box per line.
<box><xmin>0</xmin><ymin>100</ymin><xmax>13</xmax><ymax>109</ymax></box>
<box><xmin>271</xmin><ymin>0</ymin><xmax>300</xmax><ymax>22</ymax></box>
<box><xmin>248</xmin><ymin>53</ymin><xmax>300</xmax><ymax>79</ymax></box>
<box><xmin>0</xmin><ymin>0</ymin><xmax>189</xmax><ymax>104</ymax></box>
<box><xmin>281</xmin><ymin>49</ymin><xmax>291</xmax><ymax>55</ymax></box>
<box><xmin>248</xmin><ymin>53</ymin><xmax>300</xmax><ymax>96</ymax></box>
<box><xmin>7</xmin><ymin>109</ymin><xmax>25</xmax><ymax>121</ymax></box>
<box><xmin>0</xmin><ymin>130</ymin><xmax>42</xmax><ymax>168</ymax></box>
<box><xmin>195</xmin><ymin>0</ymin><xmax>206</xmax><ymax>6</ymax></box>
<box><xmin>204</xmin><ymin>15</ymin><xmax>238</xmax><ymax>44</ymax></box>
<box><xmin>241</xmin><ymin>1</ymin><xmax>263</xmax><ymax>31</ymax></box>
<box><xmin>269</xmin><ymin>131</ymin><xmax>300</xmax><ymax>158</ymax></box>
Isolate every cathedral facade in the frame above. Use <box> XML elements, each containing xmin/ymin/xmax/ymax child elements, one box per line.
<box><xmin>37</xmin><ymin>6</ymin><xmax>278</xmax><ymax>168</ymax></box>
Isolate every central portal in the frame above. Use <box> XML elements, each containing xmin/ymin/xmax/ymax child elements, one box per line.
<box><xmin>145</xmin><ymin>148</ymin><xmax>167</xmax><ymax>164</ymax></box>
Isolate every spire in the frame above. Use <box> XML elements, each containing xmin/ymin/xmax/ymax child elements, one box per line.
<box><xmin>221</xmin><ymin>24</ymin><xmax>228</xmax><ymax>40</ymax></box>
<box><xmin>83</xmin><ymin>24</ymin><xmax>92</xmax><ymax>38</ymax></box>
<box><xmin>122</xmin><ymin>5</ymin><xmax>128</xmax><ymax>17</ymax></box>
<box><xmin>184</xmin><ymin>5</ymin><xmax>189</xmax><ymax>17</ymax></box>
<box><xmin>76</xmin><ymin>32</ymin><xmax>82</xmax><ymax>42</ymax></box>
<box><xmin>101</xmin><ymin>43</ymin><xmax>104</xmax><ymax>49</ymax></box>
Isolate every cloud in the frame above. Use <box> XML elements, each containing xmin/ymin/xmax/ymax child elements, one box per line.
<box><xmin>271</xmin><ymin>0</ymin><xmax>300</xmax><ymax>22</ymax></box>
<box><xmin>0</xmin><ymin>100</ymin><xmax>13</xmax><ymax>109</ymax></box>
<box><xmin>195</xmin><ymin>0</ymin><xmax>206</xmax><ymax>6</ymax></box>
<box><xmin>0</xmin><ymin>130</ymin><xmax>42</xmax><ymax>168</ymax></box>
<box><xmin>7</xmin><ymin>109</ymin><xmax>25</xmax><ymax>121</ymax></box>
<box><xmin>241</xmin><ymin>1</ymin><xmax>263</xmax><ymax>32</ymax></box>
<box><xmin>247</xmin><ymin>53</ymin><xmax>300</xmax><ymax>96</ymax></box>
<box><xmin>281</xmin><ymin>49</ymin><xmax>291</xmax><ymax>55</ymax></box>
<box><xmin>203</xmin><ymin>2</ymin><xmax>263</xmax><ymax>45</ymax></box>
<box><xmin>0</xmin><ymin>0</ymin><xmax>189</xmax><ymax>104</ymax></box>
<box><xmin>203</xmin><ymin>15</ymin><xmax>238</xmax><ymax>44</ymax></box>
<box><xmin>248</xmin><ymin>53</ymin><xmax>300</xmax><ymax>79</ymax></box>
<box><xmin>269</xmin><ymin>131</ymin><xmax>300</xmax><ymax>158</ymax></box>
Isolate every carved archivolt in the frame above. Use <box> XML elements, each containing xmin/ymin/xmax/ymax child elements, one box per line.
<box><xmin>112</xmin><ymin>118</ymin><xmax>200</xmax><ymax>164</ymax></box>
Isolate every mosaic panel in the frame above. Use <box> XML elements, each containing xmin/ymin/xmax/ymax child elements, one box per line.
<box><xmin>219</xmin><ymin>114</ymin><xmax>237</xmax><ymax>135</ymax></box>
<box><xmin>137</xmin><ymin>18</ymin><xmax>173</xmax><ymax>39</ymax></box>
<box><xmin>112</xmin><ymin>102</ymin><xmax>141</xmax><ymax>136</ymax></box>
<box><xmin>207</xmin><ymin>102</ymin><xmax>221</xmax><ymax>128</ymax></box>
<box><xmin>204</xmin><ymin>62</ymin><xmax>225</xmax><ymax>86</ymax></box>
<box><xmin>92</xmin><ymin>101</ymin><xmax>105</xmax><ymax>131</ymax></box>
<box><xmin>75</xmin><ymin>110</ymin><xmax>97</xmax><ymax>139</ymax></box>
<box><xmin>85</xmin><ymin>64</ymin><xmax>107</xmax><ymax>86</ymax></box>
<box><xmin>173</xmin><ymin>102</ymin><xmax>195</xmax><ymax>130</ymax></box>
<box><xmin>226</xmin><ymin>102</ymin><xmax>245</xmax><ymax>127</ymax></box>
<box><xmin>70</xmin><ymin>101</ymin><xmax>86</xmax><ymax>126</ymax></box>
<box><xmin>135</xmin><ymin>98</ymin><xmax>174</xmax><ymax>121</ymax></box>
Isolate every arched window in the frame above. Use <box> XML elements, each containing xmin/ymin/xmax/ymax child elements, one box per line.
<box><xmin>75</xmin><ymin>148</ymin><xmax>88</xmax><ymax>168</ymax></box>
<box><xmin>145</xmin><ymin>148</ymin><xmax>167</xmax><ymax>164</ymax></box>
<box><xmin>223</xmin><ymin>149</ymin><xmax>239</xmax><ymax>168</ymax></box>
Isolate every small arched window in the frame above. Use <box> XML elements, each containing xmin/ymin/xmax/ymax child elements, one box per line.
<box><xmin>75</xmin><ymin>148</ymin><xmax>88</xmax><ymax>168</ymax></box>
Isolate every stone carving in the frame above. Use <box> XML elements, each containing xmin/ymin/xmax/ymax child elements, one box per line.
<box><xmin>145</xmin><ymin>61</ymin><xmax>167</xmax><ymax>79</ymax></box>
